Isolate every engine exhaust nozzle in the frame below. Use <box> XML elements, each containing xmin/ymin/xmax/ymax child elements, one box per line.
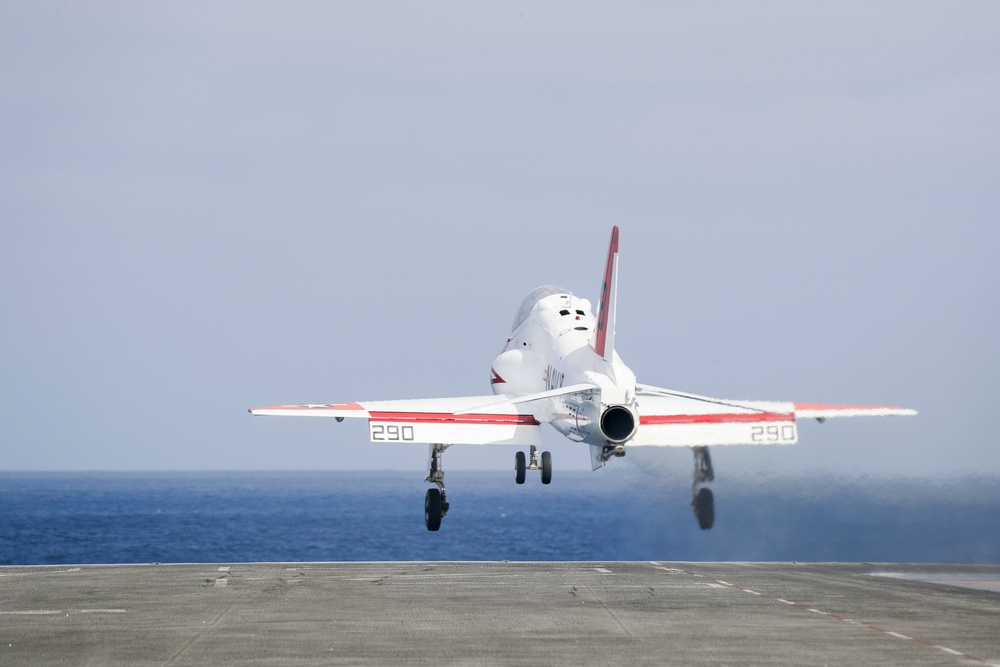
<box><xmin>600</xmin><ymin>405</ymin><xmax>636</xmax><ymax>443</ymax></box>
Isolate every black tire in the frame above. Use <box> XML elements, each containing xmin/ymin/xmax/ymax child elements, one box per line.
<box><xmin>424</xmin><ymin>488</ymin><xmax>442</xmax><ymax>531</ymax></box>
<box><xmin>692</xmin><ymin>487</ymin><xmax>715</xmax><ymax>531</ymax></box>
<box><xmin>540</xmin><ymin>451</ymin><xmax>552</xmax><ymax>485</ymax></box>
<box><xmin>515</xmin><ymin>451</ymin><xmax>526</xmax><ymax>484</ymax></box>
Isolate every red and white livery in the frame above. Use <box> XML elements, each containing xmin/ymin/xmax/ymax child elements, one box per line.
<box><xmin>251</xmin><ymin>227</ymin><xmax>916</xmax><ymax>530</ymax></box>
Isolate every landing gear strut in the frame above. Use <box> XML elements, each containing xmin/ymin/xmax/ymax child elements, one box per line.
<box><xmin>424</xmin><ymin>443</ymin><xmax>451</xmax><ymax>531</ymax></box>
<box><xmin>515</xmin><ymin>445</ymin><xmax>553</xmax><ymax>485</ymax></box>
<box><xmin>691</xmin><ymin>446</ymin><xmax>715</xmax><ymax>530</ymax></box>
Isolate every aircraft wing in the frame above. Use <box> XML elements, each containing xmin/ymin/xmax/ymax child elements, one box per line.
<box><xmin>630</xmin><ymin>385</ymin><xmax>916</xmax><ymax>447</ymax></box>
<box><xmin>249</xmin><ymin>396</ymin><xmax>542</xmax><ymax>446</ymax></box>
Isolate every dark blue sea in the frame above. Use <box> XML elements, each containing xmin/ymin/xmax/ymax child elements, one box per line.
<box><xmin>2</xmin><ymin>471</ymin><xmax>998</xmax><ymax>565</ymax></box>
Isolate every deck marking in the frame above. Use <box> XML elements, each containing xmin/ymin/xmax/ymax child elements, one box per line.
<box><xmin>0</xmin><ymin>609</ymin><xmax>127</xmax><ymax>615</ymax></box>
<box><xmin>657</xmin><ymin>564</ymin><xmax>999</xmax><ymax>666</ymax></box>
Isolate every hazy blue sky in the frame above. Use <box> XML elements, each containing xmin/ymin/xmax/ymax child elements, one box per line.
<box><xmin>2</xmin><ymin>3</ymin><xmax>997</xmax><ymax>478</ymax></box>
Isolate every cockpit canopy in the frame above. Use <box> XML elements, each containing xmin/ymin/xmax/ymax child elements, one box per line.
<box><xmin>511</xmin><ymin>285</ymin><xmax>571</xmax><ymax>331</ymax></box>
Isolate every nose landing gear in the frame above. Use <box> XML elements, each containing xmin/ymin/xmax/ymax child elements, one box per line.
<box><xmin>515</xmin><ymin>445</ymin><xmax>553</xmax><ymax>485</ymax></box>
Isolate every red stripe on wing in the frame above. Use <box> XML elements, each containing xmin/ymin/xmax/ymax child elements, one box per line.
<box><xmin>369</xmin><ymin>411</ymin><xmax>540</xmax><ymax>426</ymax></box>
<box><xmin>640</xmin><ymin>412</ymin><xmax>794</xmax><ymax>425</ymax></box>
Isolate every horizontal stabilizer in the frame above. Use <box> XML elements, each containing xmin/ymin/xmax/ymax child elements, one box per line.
<box><xmin>454</xmin><ymin>383</ymin><xmax>598</xmax><ymax>415</ymax></box>
<box><xmin>636</xmin><ymin>385</ymin><xmax>786</xmax><ymax>415</ymax></box>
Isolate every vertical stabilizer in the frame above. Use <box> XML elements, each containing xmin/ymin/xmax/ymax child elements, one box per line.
<box><xmin>593</xmin><ymin>226</ymin><xmax>619</xmax><ymax>363</ymax></box>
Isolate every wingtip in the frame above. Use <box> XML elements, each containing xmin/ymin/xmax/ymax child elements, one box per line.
<box><xmin>793</xmin><ymin>403</ymin><xmax>919</xmax><ymax>418</ymax></box>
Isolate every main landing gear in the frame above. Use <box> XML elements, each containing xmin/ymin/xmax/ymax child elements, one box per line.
<box><xmin>422</xmin><ymin>443</ymin><xmax>554</xmax><ymax>532</ymax></box>
<box><xmin>515</xmin><ymin>445</ymin><xmax>552</xmax><ymax>485</ymax></box>
<box><xmin>691</xmin><ymin>446</ymin><xmax>715</xmax><ymax>530</ymax></box>
<box><xmin>424</xmin><ymin>443</ymin><xmax>451</xmax><ymax>531</ymax></box>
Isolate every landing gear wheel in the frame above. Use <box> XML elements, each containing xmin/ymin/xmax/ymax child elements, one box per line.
<box><xmin>692</xmin><ymin>487</ymin><xmax>715</xmax><ymax>531</ymax></box>
<box><xmin>540</xmin><ymin>451</ymin><xmax>552</xmax><ymax>485</ymax></box>
<box><xmin>515</xmin><ymin>451</ymin><xmax>526</xmax><ymax>484</ymax></box>
<box><xmin>424</xmin><ymin>488</ymin><xmax>443</xmax><ymax>531</ymax></box>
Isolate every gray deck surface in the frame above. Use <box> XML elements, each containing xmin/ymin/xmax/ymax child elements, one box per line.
<box><xmin>0</xmin><ymin>562</ymin><xmax>998</xmax><ymax>666</ymax></box>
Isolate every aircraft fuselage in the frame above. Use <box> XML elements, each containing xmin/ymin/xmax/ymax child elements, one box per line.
<box><xmin>491</xmin><ymin>286</ymin><xmax>638</xmax><ymax>463</ymax></box>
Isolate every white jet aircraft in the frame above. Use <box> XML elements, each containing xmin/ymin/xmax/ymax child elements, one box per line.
<box><xmin>250</xmin><ymin>227</ymin><xmax>916</xmax><ymax>531</ymax></box>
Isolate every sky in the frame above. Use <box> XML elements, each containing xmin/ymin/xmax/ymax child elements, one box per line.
<box><xmin>1</xmin><ymin>2</ymin><xmax>998</xmax><ymax>478</ymax></box>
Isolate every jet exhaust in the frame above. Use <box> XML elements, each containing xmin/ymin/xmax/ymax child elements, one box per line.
<box><xmin>600</xmin><ymin>405</ymin><xmax>636</xmax><ymax>443</ymax></box>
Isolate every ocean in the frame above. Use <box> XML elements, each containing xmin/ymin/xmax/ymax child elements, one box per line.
<box><xmin>1</xmin><ymin>471</ymin><xmax>997</xmax><ymax>565</ymax></box>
